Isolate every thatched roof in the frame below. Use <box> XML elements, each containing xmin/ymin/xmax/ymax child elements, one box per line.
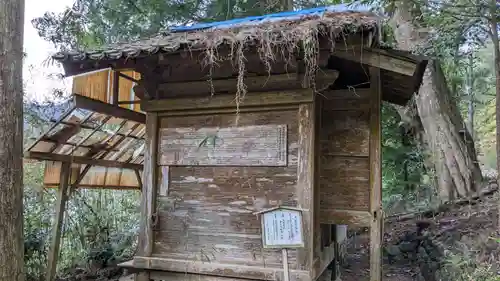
<box><xmin>52</xmin><ymin>4</ymin><xmax>428</xmax><ymax>105</ymax></box>
<box><xmin>52</xmin><ymin>4</ymin><xmax>379</xmax><ymax>75</ymax></box>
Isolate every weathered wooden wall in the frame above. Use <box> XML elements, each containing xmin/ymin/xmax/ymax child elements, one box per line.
<box><xmin>317</xmin><ymin>88</ymin><xmax>373</xmax><ymax>227</ymax></box>
<box><xmin>155</xmin><ymin>110</ymin><xmax>299</xmax><ymax>267</ymax></box>
<box><xmin>133</xmin><ymin>89</ymin><xmax>318</xmax><ymax>281</ymax></box>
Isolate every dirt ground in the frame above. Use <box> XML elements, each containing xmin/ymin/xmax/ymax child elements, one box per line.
<box><xmin>341</xmin><ymin>191</ymin><xmax>500</xmax><ymax>281</ymax></box>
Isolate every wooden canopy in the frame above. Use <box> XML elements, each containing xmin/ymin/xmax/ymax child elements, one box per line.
<box><xmin>24</xmin><ymin>94</ymin><xmax>146</xmax><ymax>190</ymax></box>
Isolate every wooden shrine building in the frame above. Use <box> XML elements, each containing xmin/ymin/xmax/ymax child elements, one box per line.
<box><xmin>43</xmin><ymin>4</ymin><xmax>428</xmax><ymax>281</ymax></box>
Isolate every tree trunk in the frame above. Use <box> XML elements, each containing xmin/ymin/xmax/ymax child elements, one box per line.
<box><xmin>0</xmin><ymin>0</ymin><xmax>25</xmax><ymax>280</ymax></box>
<box><xmin>489</xmin><ymin>2</ymin><xmax>500</xmax><ymax>229</ymax></box>
<box><xmin>389</xmin><ymin>1</ymin><xmax>483</xmax><ymax>202</ymax></box>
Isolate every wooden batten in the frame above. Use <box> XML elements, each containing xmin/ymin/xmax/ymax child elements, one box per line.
<box><xmin>141</xmin><ymin>88</ymin><xmax>317</xmax><ymax>113</ymax></box>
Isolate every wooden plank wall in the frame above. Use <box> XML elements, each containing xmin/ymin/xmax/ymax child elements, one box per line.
<box><xmin>154</xmin><ymin>110</ymin><xmax>301</xmax><ymax>270</ymax></box>
<box><xmin>317</xmin><ymin>88</ymin><xmax>373</xmax><ymax>226</ymax></box>
<box><xmin>72</xmin><ymin>69</ymin><xmax>142</xmax><ymax>112</ymax></box>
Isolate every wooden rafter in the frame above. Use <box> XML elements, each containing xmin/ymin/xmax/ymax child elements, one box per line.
<box><xmin>331</xmin><ymin>48</ymin><xmax>421</xmax><ymax>76</ymax></box>
<box><xmin>74</xmin><ymin>94</ymin><xmax>146</xmax><ymax>124</ymax></box>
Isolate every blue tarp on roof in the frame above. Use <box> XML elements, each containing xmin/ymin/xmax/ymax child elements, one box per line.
<box><xmin>170</xmin><ymin>2</ymin><xmax>372</xmax><ymax>33</ymax></box>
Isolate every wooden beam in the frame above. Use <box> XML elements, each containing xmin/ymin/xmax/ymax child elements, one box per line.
<box><xmin>45</xmin><ymin>184</ymin><xmax>140</xmax><ymax>190</ymax></box>
<box><xmin>73</xmin><ymin>94</ymin><xmax>146</xmax><ymax>124</ymax></box>
<box><xmin>24</xmin><ymin>151</ymin><xmax>143</xmax><ymax>170</ymax></box>
<box><xmin>331</xmin><ymin>48</ymin><xmax>418</xmax><ymax>76</ymax></box>
<box><xmin>156</xmin><ymin>69</ymin><xmax>338</xmax><ymax>98</ymax></box>
<box><xmin>142</xmin><ymin>89</ymin><xmax>315</xmax><ymax>112</ymax></box>
<box><xmin>369</xmin><ymin>66</ymin><xmax>383</xmax><ymax>281</ymax></box>
<box><xmin>132</xmin><ymin>256</ymin><xmax>311</xmax><ymax>281</ymax></box>
<box><xmin>46</xmin><ymin>161</ymin><xmax>71</xmax><ymax>281</ymax></box>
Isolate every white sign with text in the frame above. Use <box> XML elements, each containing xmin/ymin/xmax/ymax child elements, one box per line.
<box><xmin>261</xmin><ymin>208</ymin><xmax>304</xmax><ymax>248</ymax></box>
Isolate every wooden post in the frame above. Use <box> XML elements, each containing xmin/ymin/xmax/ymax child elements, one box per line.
<box><xmin>46</xmin><ymin>161</ymin><xmax>71</xmax><ymax>281</ymax></box>
<box><xmin>112</xmin><ymin>70</ymin><xmax>120</xmax><ymax>105</ymax></box>
<box><xmin>369</xmin><ymin>66</ymin><xmax>383</xmax><ymax>281</ymax></box>
<box><xmin>282</xmin><ymin>249</ymin><xmax>290</xmax><ymax>281</ymax></box>
<box><xmin>296</xmin><ymin>103</ymin><xmax>315</xmax><ymax>270</ymax></box>
<box><xmin>135</xmin><ymin>112</ymin><xmax>159</xmax><ymax>281</ymax></box>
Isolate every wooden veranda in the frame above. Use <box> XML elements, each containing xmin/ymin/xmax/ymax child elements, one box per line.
<box><xmin>24</xmin><ymin>69</ymin><xmax>145</xmax><ymax>281</ymax></box>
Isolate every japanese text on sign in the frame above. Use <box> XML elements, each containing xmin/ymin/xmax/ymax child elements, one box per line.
<box><xmin>262</xmin><ymin>208</ymin><xmax>303</xmax><ymax>248</ymax></box>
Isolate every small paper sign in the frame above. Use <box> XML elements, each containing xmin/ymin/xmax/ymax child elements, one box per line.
<box><xmin>260</xmin><ymin>207</ymin><xmax>304</xmax><ymax>248</ymax></box>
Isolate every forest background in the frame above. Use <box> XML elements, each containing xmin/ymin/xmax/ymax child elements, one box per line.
<box><xmin>19</xmin><ymin>0</ymin><xmax>499</xmax><ymax>279</ymax></box>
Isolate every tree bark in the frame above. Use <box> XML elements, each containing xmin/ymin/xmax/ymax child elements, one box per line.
<box><xmin>0</xmin><ymin>0</ymin><xmax>25</xmax><ymax>280</ymax></box>
<box><xmin>389</xmin><ymin>0</ymin><xmax>483</xmax><ymax>202</ymax></box>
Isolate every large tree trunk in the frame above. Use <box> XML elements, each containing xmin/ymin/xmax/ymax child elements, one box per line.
<box><xmin>389</xmin><ymin>1</ymin><xmax>483</xmax><ymax>202</ymax></box>
<box><xmin>0</xmin><ymin>0</ymin><xmax>25</xmax><ymax>280</ymax></box>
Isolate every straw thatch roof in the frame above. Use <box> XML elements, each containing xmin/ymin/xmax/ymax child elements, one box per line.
<box><xmin>52</xmin><ymin>5</ymin><xmax>380</xmax><ymax>75</ymax></box>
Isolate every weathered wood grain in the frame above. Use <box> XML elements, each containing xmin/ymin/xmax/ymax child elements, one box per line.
<box><xmin>137</xmin><ymin>113</ymin><xmax>159</xmax><ymax>259</ymax></box>
<box><xmin>46</xmin><ymin>162</ymin><xmax>70</xmax><ymax>281</ymax></box>
<box><xmin>369</xmin><ymin>67</ymin><xmax>383</xmax><ymax>281</ymax></box>
<box><xmin>158</xmin><ymin>166</ymin><xmax>169</xmax><ymax>196</ymax></box>
<box><xmin>143</xmin><ymin>89</ymin><xmax>314</xmax><ymax>112</ymax></box>
<box><xmin>318</xmin><ymin>209</ymin><xmax>372</xmax><ymax>226</ymax></box>
<box><xmin>296</xmin><ymin>104</ymin><xmax>315</xmax><ymax>271</ymax></box>
<box><xmin>158</xmin><ymin>125</ymin><xmax>287</xmax><ymax>166</ymax></box>
<box><xmin>319</xmin><ymin>110</ymin><xmax>370</xmax><ymax>156</ymax></box>
<box><xmin>153</xmin><ymin>109</ymin><xmax>301</xmax><ymax>273</ymax></box>
<box><xmin>317</xmin><ymin>88</ymin><xmax>371</xmax><ymax>228</ymax></box>
<box><xmin>319</xmin><ymin>156</ymin><xmax>370</xmax><ymax>211</ymax></box>
<box><xmin>133</xmin><ymin>256</ymin><xmax>311</xmax><ymax>281</ymax></box>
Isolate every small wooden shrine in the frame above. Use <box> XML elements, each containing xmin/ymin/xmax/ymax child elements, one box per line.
<box><xmin>49</xmin><ymin>4</ymin><xmax>428</xmax><ymax>281</ymax></box>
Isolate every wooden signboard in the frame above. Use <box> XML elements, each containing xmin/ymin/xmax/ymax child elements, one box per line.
<box><xmin>159</xmin><ymin>124</ymin><xmax>287</xmax><ymax>166</ymax></box>
<box><xmin>260</xmin><ymin>207</ymin><xmax>304</xmax><ymax>248</ymax></box>
<box><xmin>255</xmin><ymin>206</ymin><xmax>304</xmax><ymax>281</ymax></box>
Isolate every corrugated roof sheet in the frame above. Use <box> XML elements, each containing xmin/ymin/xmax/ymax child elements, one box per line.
<box><xmin>170</xmin><ymin>3</ymin><xmax>372</xmax><ymax>32</ymax></box>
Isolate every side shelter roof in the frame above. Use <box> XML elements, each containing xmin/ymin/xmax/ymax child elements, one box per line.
<box><xmin>52</xmin><ymin>3</ymin><xmax>428</xmax><ymax>105</ymax></box>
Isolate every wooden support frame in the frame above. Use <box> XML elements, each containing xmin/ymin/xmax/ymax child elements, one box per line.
<box><xmin>46</xmin><ymin>161</ymin><xmax>71</xmax><ymax>281</ymax></box>
<box><xmin>369</xmin><ymin>66</ymin><xmax>383</xmax><ymax>281</ymax></box>
<box><xmin>74</xmin><ymin>94</ymin><xmax>146</xmax><ymax>124</ymax></box>
<box><xmin>331</xmin><ymin>48</ymin><xmax>419</xmax><ymax>76</ymax></box>
<box><xmin>24</xmin><ymin>151</ymin><xmax>143</xmax><ymax>170</ymax></box>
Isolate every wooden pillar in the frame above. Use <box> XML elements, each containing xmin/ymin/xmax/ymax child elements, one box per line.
<box><xmin>46</xmin><ymin>161</ymin><xmax>71</xmax><ymax>281</ymax></box>
<box><xmin>296</xmin><ymin>102</ymin><xmax>316</xmax><ymax>272</ymax></box>
<box><xmin>112</xmin><ymin>70</ymin><xmax>120</xmax><ymax>105</ymax></box>
<box><xmin>135</xmin><ymin>112</ymin><xmax>159</xmax><ymax>281</ymax></box>
<box><xmin>369</xmin><ymin>66</ymin><xmax>383</xmax><ymax>281</ymax></box>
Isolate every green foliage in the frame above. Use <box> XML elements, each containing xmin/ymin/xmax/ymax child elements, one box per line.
<box><xmin>380</xmin><ymin>103</ymin><xmax>430</xmax><ymax>213</ymax></box>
